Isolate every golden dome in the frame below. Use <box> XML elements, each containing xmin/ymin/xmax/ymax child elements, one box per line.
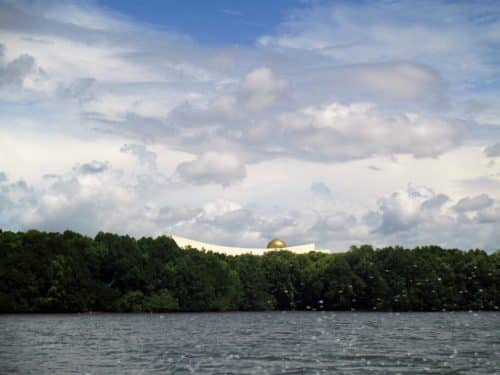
<box><xmin>266</xmin><ymin>238</ymin><xmax>288</xmax><ymax>249</ymax></box>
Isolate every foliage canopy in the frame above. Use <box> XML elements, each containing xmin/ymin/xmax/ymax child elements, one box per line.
<box><xmin>0</xmin><ymin>230</ymin><xmax>498</xmax><ymax>313</ymax></box>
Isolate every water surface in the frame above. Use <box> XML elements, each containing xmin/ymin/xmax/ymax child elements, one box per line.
<box><xmin>0</xmin><ymin>312</ymin><xmax>499</xmax><ymax>374</ymax></box>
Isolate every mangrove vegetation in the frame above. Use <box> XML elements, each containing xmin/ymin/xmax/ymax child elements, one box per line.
<box><xmin>0</xmin><ymin>230</ymin><xmax>498</xmax><ymax>313</ymax></box>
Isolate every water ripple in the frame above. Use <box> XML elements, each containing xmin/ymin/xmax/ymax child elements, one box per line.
<box><xmin>0</xmin><ymin>312</ymin><xmax>499</xmax><ymax>374</ymax></box>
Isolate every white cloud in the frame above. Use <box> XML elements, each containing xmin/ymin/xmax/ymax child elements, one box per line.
<box><xmin>257</xmin><ymin>102</ymin><xmax>465</xmax><ymax>160</ymax></box>
<box><xmin>314</xmin><ymin>211</ymin><xmax>356</xmax><ymax>232</ymax></box>
<box><xmin>484</xmin><ymin>142</ymin><xmax>500</xmax><ymax>157</ymax></box>
<box><xmin>477</xmin><ymin>206</ymin><xmax>500</xmax><ymax>224</ymax></box>
<box><xmin>74</xmin><ymin>160</ymin><xmax>109</xmax><ymax>175</ymax></box>
<box><xmin>258</xmin><ymin>1</ymin><xmax>500</xmax><ymax>84</ymax></box>
<box><xmin>453</xmin><ymin>194</ymin><xmax>494</xmax><ymax>212</ymax></box>
<box><xmin>376</xmin><ymin>185</ymin><xmax>437</xmax><ymax>234</ymax></box>
<box><xmin>239</xmin><ymin>67</ymin><xmax>287</xmax><ymax>111</ymax></box>
<box><xmin>0</xmin><ymin>47</ymin><xmax>36</xmax><ymax>87</ymax></box>
<box><xmin>310</xmin><ymin>181</ymin><xmax>332</xmax><ymax>200</ymax></box>
<box><xmin>120</xmin><ymin>144</ymin><xmax>157</xmax><ymax>170</ymax></box>
<box><xmin>1</xmin><ymin>0</ymin><xmax>499</xmax><ymax>251</ymax></box>
<box><xmin>176</xmin><ymin>152</ymin><xmax>246</xmax><ymax>186</ymax></box>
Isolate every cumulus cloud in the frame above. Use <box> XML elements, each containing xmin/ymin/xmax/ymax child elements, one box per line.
<box><xmin>22</xmin><ymin>165</ymin><xmax>129</xmax><ymax>233</ymax></box>
<box><xmin>211</xmin><ymin>208</ymin><xmax>255</xmax><ymax>231</ymax></box>
<box><xmin>239</xmin><ymin>67</ymin><xmax>287</xmax><ymax>111</ymax></box>
<box><xmin>459</xmin><ymin>177</ymin><xmax>500</xmax><ymax>193</ymax></box>
<box><xmin>421</xmin><ymin>194</ymin><xmax>449</xmax><ymax>210</ymax></box>
<box><xmin>484</xmin><ymin>142</ymin><xmax>500</xmax><ymax>158</ymax></box>
<box><xmin>343</xmin><ymin>63</ymin><xmax>445</xmax><ymax>103</ymax></box>
<box><xmin>0</xmin><ymin>46</ymin><xmax>36</xmax><ymax>88</ymax></box>
<box><xmin>156</xmin><ymin>99</ymin><xmax>467</xmax><ymax>164</ymax></box>
<box><xmin>453</xmin><ymin>194</ymin><xmax>494</xmax><ymax>212</ymax></box>
<box><xmin>254</xmin><ymin>102</ymin><xmax>465</xmax><ymax>161</ymax></box>
<box><xmin>0</xmin><ymin>160</ymin><xmax>173</xmax><ymax>236</ymax></box>
<box><xmin>0</xmin><ymin>1</ymin><xmax>472</xmax><ymax>166</ymax></box>
<box><xmin>477</xmin><ymin>206</ymin><xmax>500</xmax><ymax>224</ymax></box>
<box><xmin>376</xmin><ymin>186</ymin><xmax>436</xmax><ymax>234</ymax></box>
<box><xmin>258</xmin><ymin>1</ymin><xmax>500</xmax><ymax>84</ymax></box>
<box><xmin>350</xmin><ymin>186</ymin><xmax>499</xmax><ymax>250</ymax></box>
<box><xmin>1</xmin><ymin>160</ymin><xmax>499</xmax><ymax>250</ymax></box>
<box><xmin>313</xmin><ymin>211</ymin><xmax>357</xmax><ymax>232</ymax></box>
<box><xmin>165</xmin><ymin>66</ymin><xmax>287</xmax><ymax>125</ymax></box>
<box><xmin>294</xmin><ymin>62</ymin><xmax>448</xmax><ymax>109</ymax></box>
<box><xmin>120</xmin><ymin>144</ymin><xmax>157</xmax><ymax>170</ymax></box>
<box><xmin>1</xmin><ymin>0</ymin><xmax>499</xmax><ymax>251</ymax></box>
<box><xmin>311</xmin><ymin>182</ymin><xmax>333</xmax><ymax>200</ymax></box>
<box><xmin>176</xmin><ymin>152</ymin><xmax>246</xmax><ymax>186</ymax></box>
<box><xmin>57</xmin><ymin>77</ymin><xmax>95</xmax><ymax>100</ymax></box>
<box><xmin>153</xmin><ymin>206</ymin><xmax>201</xmax><ymax>225</ymax></box>
<box><xmin>0</xmin><ymin>173</ymin><xmax>36</xmax><ymax>229</ymax></box>
<box><xmin>75</xmin><ymin>160</ymin><xmax>109</xmax><ymax>175</ymax></box>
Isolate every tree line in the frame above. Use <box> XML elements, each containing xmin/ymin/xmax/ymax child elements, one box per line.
<box><xmin>0</xmin><ymin>229</ymin><xmax>498</xmax><ymax>313</ymax></box>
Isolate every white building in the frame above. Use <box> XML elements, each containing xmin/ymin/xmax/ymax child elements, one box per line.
<box><xmin>171</xmin><ymin>234</ymin><xmax>332</xmax><ymax>255</ymax></box>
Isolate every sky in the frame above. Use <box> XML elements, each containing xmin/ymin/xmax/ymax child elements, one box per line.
<box><xmin>0</xmin><ymin>0</ymin><xmax>499</xmax><ymax>251</ymax></box>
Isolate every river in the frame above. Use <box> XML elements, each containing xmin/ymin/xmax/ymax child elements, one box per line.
<box><xmin>1</xmin><ymin>312</ymin><xmax>498</xmax><ymax>374</ymax></box>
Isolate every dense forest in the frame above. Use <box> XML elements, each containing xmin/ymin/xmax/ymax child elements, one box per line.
<box><xmin>0</xmin><ymin>229</ymin><xmax>498</xmax><ymax>313</ymax></box>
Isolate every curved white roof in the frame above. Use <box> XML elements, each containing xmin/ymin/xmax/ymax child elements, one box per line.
<box><xmin>171</xmin><ymin>234</ymin><xmax>329</xmax><ymax>255</ymax></box>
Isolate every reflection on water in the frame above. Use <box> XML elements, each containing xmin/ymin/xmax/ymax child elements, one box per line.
<box><xmin>1</xmin><ymin>312</ymin><xmax>499</xmax><ymax>374</ymax></box>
